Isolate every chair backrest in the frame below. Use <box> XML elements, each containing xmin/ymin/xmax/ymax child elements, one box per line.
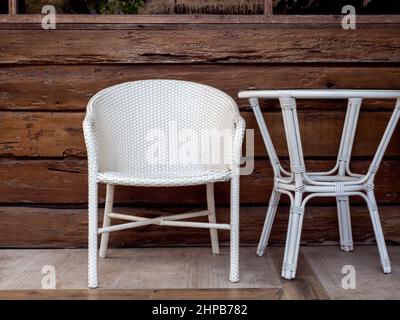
<box><xmin>85</xmin><ymin>80</ymin><xmax>240</xmax><ymax>176</ymax></box>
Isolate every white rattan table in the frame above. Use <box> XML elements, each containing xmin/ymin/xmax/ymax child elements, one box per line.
<box><xmin>238</xmin><ymin>89</ymin><xmax>400</xmax><ymax>279</ymax></box>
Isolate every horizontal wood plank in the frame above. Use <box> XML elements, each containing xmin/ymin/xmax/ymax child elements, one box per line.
<box><xmin>0</xmin><ymin>288</ymin><xmax>282</xmax><ymax>300</ymax></box>
<box><xmin>0</xmin><ymin>205</ymin><xmax>399</xmax><ymax>248</ymax></box>
<box><xmin>0</xmin><ymin>159</ymin><xmax>399</xmax><ymax>205</ymax></box>
<box><xmin>1</xmin><ymin>110</ymin><xmax>399</xmax><ymax>158</ymax></box>
<box><xmin>1</xmin><ymin>65</ymin><xmax>400</xmax><ymax>111</ymax></box>
<box><xmin>1</xmin><ymin>26</ymin><xmax>399</xmax><ymax>64</ymax></box>
<box><xmin>2</xmin><ymin>14</ymin><xmax>400</xmax><ymax>25</ymax></box>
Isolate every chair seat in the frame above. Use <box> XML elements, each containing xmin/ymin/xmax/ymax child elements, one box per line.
<box><xmin>97</xmin><ymin>170</ymin><xmax>232</xmax><ymax>187</ymax></box>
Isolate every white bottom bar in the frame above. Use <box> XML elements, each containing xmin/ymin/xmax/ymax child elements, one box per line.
<box><xmin>161</xmin><ymin>221</ymin><xmax>230</xmax><ymax>230</ymax></box>
<box><xmin>98</xmin><ymin>210</ymin><xmax>229</xmax><ymax>234</ymax></box>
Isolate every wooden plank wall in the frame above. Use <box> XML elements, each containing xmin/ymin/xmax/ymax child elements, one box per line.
<box><xmin>0</xmin><ymin>17</ymin><xmax>400</xmax><ymax>247</ymax></box>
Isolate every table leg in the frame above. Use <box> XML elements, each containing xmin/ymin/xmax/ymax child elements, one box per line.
<box><xmin>257</xmin><ymin>189</ymin><xmax>281</xmax><ymax>256</ymax></box>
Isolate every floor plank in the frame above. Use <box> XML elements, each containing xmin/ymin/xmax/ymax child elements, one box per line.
<box><xmin>275</xmin><ymin>252</ymin><xmax>330</xmax><ymax>300</ymax></box>
<box><xmin>0</xmin><ymin>246</ymin><xmax>399</xmax><ymax>299</ymax></box>
<box><xmin>0</xmin><ymin>288</ymin><xmax>283</xmax><ymax>300</ymax></box>
<box><xmin>303</xmin><ymin>246</ymin><xmax>400</xmax><ymax>299</ymax></box>
<box><xmin>0</xmin><ymin>247</ymin><xmax>281</xmax><ymax>290</ymax></box>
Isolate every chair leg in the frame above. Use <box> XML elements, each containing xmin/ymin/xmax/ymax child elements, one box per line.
<box><xmin>282</xmin><ymin>192</ymin><xmax>304</xmax><ymax>280</ymax></box>
<box><xmin>366</xmin><ymin>191</ymin><xmax>391</xmax><ymax>274</ymax></box>
<box><xmin>229</xmin><ymin>175</ymin><xmax>240</xmax><ymax>283</ymax></box>
<box><xmin>336</xmin><ymin>197</ymin><xmax>354</xmax><ymax>252</ymax></box>
<box><xmin>207</xmin><ymin>183</ymin><xmax>220</xmax><ymax>255</ymax></box>
<box><xmin>257</xmin><ymin>189</ymin><xmax>280</xmax><ymax>256</ymax></box>
<box><xmin>88</xmin><ymin>179</ymin><xmax>98</xmax><ymax>289</ymax></box>
<box><xmin>99</xmin><ymin>184</ymin><xmax>114</xmax><ymax>258</ymax></box>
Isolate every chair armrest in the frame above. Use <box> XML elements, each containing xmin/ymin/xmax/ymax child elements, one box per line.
<box><xmin>83</xmin><ymin>113</ymin><xmax>99</xmax><ymax>177</ymax></box>
<box><xmin>231</xmin><ymin>114</ymin><xmax>246</xmax><ymax>172</ymax></box>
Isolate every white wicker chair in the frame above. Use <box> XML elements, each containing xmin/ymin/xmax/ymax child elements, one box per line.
<box><xmin>239</xmin><ymin>89</ymin><xmax>400</xmax><ymax>280</ymax></box>
<box><xmin>83</xmin><ymin>80</ymin><xmax>245</xmax><ymax>288</ymax></box>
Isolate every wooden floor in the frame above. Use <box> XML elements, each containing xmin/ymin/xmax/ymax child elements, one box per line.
<box><xmin>0</xmin><ymin>246</ymin><xmax>399</xmax><ymax>300</ymax></box>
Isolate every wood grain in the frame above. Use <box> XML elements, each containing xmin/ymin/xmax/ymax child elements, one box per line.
<box><xmin>1</xmin><ymin>246</ymin><xmax>399</xmax><ymax>299</ymax></box>
<box><xmin>276</xmin><ymin>252</ymin><xmax>330</xmax><ymax>300</ymax></box>
<box><xmin>302</xmin><ymin>246</ymin><xmax>400</xmax><ymax>300</ymax></box>
<box><xmin>2</xmin><ymin>14</ymin><xmax>400</xmax><ymax>25</ymax></box>
<box><xmin>2</xmin><ymin>65</ymin><xmax>400</xmax><ymax>111</ymax></box>
<box><xmin>0</xmin><ymin>205</ymin><xmax>399</xmax><ymax>248</ymax></box>
<box><xmin>1</xmin><ymin>19</ymin><xmax>400</xmax><ymax>250</ymax></box>
<box><xmin>1</xmin><ymin>110</ymin><xmax>399</xmax><ymax>158</ymax></box>
<box><xmin>0</xmin><ymin>247</ymin><xmax>281</xmax><ymax>290</ymax></box>
<box><xmin>1</xmin><ymin>26</ymin><xmax>399</xmax><ymax>64</ymax></box>
<box><xmin>0</xmin><ymin>288</ymin><xmax>282</xmax><ymax>300</ymax></box>
<box><xmin>1</xmin><ymin>159</ymin><xmax>399</xmax><ymax>205</ymax></box>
